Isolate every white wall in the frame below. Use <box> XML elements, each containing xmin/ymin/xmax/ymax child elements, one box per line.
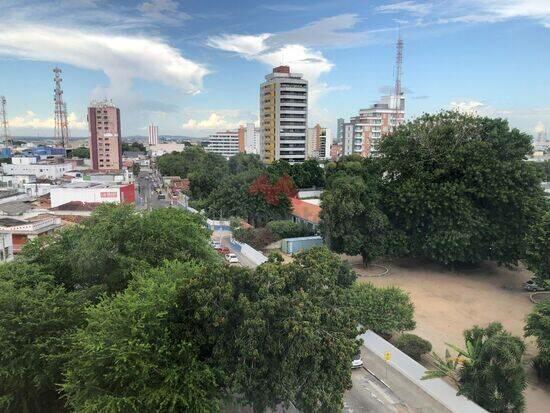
<box><xmin>2</xmin><ymin>163</ymin><xmax>73</xmax><ymax>180</ymax></box>
<box><xmin>0</xmin><ymin>233</ymin><xmax>13</xmax><ymax>262</ymax></box>
<box><xmin>50</xmin><ymin>186</ymin><xmax>122</xmax><ymax>207</ymax></box>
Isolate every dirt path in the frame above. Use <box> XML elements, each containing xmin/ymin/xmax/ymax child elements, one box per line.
<box><xmin>345</xmin><ymin>255</ymin><xmax>550</xmax><ymax>413</ymax></box>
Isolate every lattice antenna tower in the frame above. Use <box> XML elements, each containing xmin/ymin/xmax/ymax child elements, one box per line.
<box><xmin>0</xmin><ymin>96</ymin><xmax>12</xmax><ymax>147</ymax></box>
<box><xmin>53</xmin><ymin>67</ymin><xmax>70</xmax><ymax>148</ymax></box>
<box><xmin>393</xmin><ymin>29</ymin><xmax>404</xmax><ymax>115</ymax></box>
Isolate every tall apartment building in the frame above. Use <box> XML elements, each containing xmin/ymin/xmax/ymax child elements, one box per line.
<box><xmin>204</xmin><ymin>130</ymin><xmax>244</xmax><ymax>159</ymax></box>
<box><xmin>260</xmin><ymin>66</ymin><xmax>308</xmax><ymax>163</ymax></box>
<box><xmin>306</xmin><ymin>124</ymin><xmax>332</xmax><ymax>159</ymax></box>
<box><xmin>88</xmin><ymin>101</ymin><xmax>122</xmax><ymax>170</ymax></box>
<box><xmin>245</xmin><ymin>122</ymin><xmax>261</xmax><ymax>155</ymax></box>
<box><xmin>343</xmin><ymin>95</ymin><xmax>405</xmax><ymax>157</ymax></box>
<box><xmin>336</xmin><ymin>118</ymin><xmax>344</xmax><ymax>143</ymax></box>
<box><xmin>148</xmin><ymin>124</ymin><xmax>159</xmax><ymax>146</ymax></box>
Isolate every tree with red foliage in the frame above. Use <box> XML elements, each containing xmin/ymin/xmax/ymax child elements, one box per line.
<box><xmin>249</xmin><ymin>174</ymin><xmax>297</xmax><ymax>206</ymax></box>
<box><xmin>248</xmin><ymin>174</ymin><xmax>296</xmax><ymax>226</ymax></box>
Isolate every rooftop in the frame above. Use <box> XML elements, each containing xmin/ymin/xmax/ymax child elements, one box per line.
<box><xmin>290</xmin><ymin>197</ymin><xmax>321</xmax><ymax>225</ymax></box>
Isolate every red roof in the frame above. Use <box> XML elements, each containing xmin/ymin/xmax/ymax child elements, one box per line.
<box><xmin>50</xmin><ymin>201</ymin><xmax>102</xmax><ymax>212</ymax></box>
<box><xmin>290</xmin><ymin>197</ymin><xmax>321</xmax><ymax>225</ymax></box>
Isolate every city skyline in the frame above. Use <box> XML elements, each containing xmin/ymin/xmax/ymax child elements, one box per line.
<box><xmin>0</xmin><ymin>0</ymin><xmax>549</xmax><ymax>138</ymax></box>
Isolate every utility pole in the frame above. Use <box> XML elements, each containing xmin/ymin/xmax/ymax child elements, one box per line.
<box><xmin>0</xmin><ymin>96</ymin><xmax>12</xmax><ymax>148</ymax></box>
<box><xmin>53</xmin><ymin>67</ymin><xmax>70</xmax><ymax>148</ymax></box>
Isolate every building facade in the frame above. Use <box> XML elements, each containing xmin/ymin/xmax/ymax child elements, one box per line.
<box><xmin>88</xmin><ymin>101</ymin><xmax>122</xmax><ymax>170</ymax></box>
<box><xmin>2</xmin><ymin>158</ymin><xmax>73</xmax><ymax>180</ymax></box>
<box><xmin>148</xmin><ymin>124</ymin><xmax>159</xmax><ymax>146</ymax></box>
<box><xmin>336</xmin><ymin>118</ymin><xmax>344</xmax><ymax>143</ymax></box>
<box><xmin>245</xmin><ymin>122</ymin><xmax>261</xmax><ymax>154</ymax></box>
<box><xmin>344</xmin><ymin>95</ymin><xmax>405</xmax><ymax>157</ymax></box>
<box><xmin>204</xmin><ymin>130</ymin><xmax>244</xmax><ymax>159</ymax></box>
<box><xmin>306</xmin><ymin>124</ymin><xmax>332</xmax><ymax>159</ymax></box>
<box><xmin>50</xmin><ymin>182</ymin><xmax>135</xmax><ymax>208</ymax></box>
<box><xmin>260</xmin><ymin>66</ymin><xmax>308</xmax><ymax>163</ymax></box>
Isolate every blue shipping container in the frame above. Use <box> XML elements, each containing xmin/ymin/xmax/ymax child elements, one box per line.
<box><xmin>281</xmin><ymin>236</ymin><xmax>323</xmax><ymax>254</ymax></box>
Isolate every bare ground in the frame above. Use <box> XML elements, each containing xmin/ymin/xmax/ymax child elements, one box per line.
<box><xmin>344</xmin><ymin>255</ymin><xmax>550</xmax><ymax>413</ymax></box>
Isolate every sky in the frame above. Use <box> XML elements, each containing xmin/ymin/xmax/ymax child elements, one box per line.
<box><xmin>0</xmin><ymin>0</ymin><xmax>549</xmax><ymax>138</ymax></box>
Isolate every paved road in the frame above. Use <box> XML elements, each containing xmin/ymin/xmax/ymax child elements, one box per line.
<box><xmin>135</xmin><ymin>171</ymin><xmax>169</xmax><ymax>210</ymax></box>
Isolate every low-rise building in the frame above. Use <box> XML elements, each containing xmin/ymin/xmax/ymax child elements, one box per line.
<box><xmin>289</xmin><ymin>197</ymin><xmax>321</xmax><ymax>231</ymax></box>
<box><xmin>0</xmin><ymin>215</ymin><xmax>62</xmax><ymax>254</ymax></box>
<box><xmin>50</xmin><ymin>182</ymin><xmax>135</xmax><ymax>208</ymax></box>
<box><xmin>149</xmin><ymin>143</ymin><xmax>188</xmax><ymax>157</ymax></box>
<box><xmin>2</xmin><ymin>157</ymin><xmax>73</xmax><ymax>180</ymax></box>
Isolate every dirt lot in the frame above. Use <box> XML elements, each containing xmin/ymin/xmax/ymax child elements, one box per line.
<box><xmin>345</xmin><ymin>255</ymin><xmax>550</xmax><ymax>413</ymax></box>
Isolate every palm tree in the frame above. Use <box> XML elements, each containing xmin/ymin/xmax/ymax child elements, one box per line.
<box><xmin>423</xmin><ymin>322</ymin><xmax>526</xmax><ymax>412</ymax></box>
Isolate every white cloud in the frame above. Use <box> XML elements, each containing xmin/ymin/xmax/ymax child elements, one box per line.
<box><xmin>377</xmin><ymin>1</ymin><xmax>433</xmax><ymax>16</ymax></box>
<box><xmin>182</xmin><ymin>113</ymin><xmax>247</xmax><ymax>130</ymax></box>
<box><xmin>450</xmin><ymin>100</ymin><xmax>486</xmax><ymax>114</ymax></box>
<box><xmin>138</xmin><ymin>0</ymin><xmax>190</xmax><ymax>25</ymax></box>
<box><xmin>0</xmin><ymin>24</ymin><xmax>209</xmax><ymax>98</ymax></box>
<box><xmin>207</xmin><ymin>33</ymin><xmax>271</xmax><ymax>56</ymax></box>
<box><xmin>10</xmin><ymin>110</ymin><xmax>87</xmax><ymax>130</ymax></box>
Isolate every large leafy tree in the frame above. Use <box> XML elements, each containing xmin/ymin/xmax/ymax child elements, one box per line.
<box><xmin>228</xmin><ymin>153</ymin><xmax>264</xmax><ymax>175</ymax></box>
<box><xmin>62</xmin><ymin>248</ymin><xmax>362</xmax><ymax>413</ymax></box>
<box><xmin>0</xmin><ymin>263</ymin><xmax>86</xmax><ymax>413</ymax></box>
<box><xmin>424</xmin><ymin>322</ymin><xmax>526</xmax><ymax>412</ymax></box>
<box><xmin>525</xmin><ymin>300</ymin><xmax>550</xmax><ymax>380</ymax></box>
<box><xmin>380</xmin><ymin>111</ymin><xmax>545</xmax><ymax>266</ymax></box>
<box><xmin>350</xmin><ymin>283</ymin><xmax>415</xmax><ymax>336</ymax></box>
<box><xmin>222</xmin><ymin>247</ymin><xmax>359</xmax><ymax>412</ymax></box>
<box><xmin>321</xmin><ymin>160</ymin><xmax>405</xmax><ymax>265</ymax></box>
<box><xmin>524</xmin><ymin>207</ymin><xmax>550</xmax><ymax>286</ymax></box>
<box><xmin>21</xmin><ymin>204</ymin><xmax>216</xmax><ymax>293</ymax></box>
<box><xmin>62</xmin><ymin>261</ymin><xmax>223</xmax><ymax>413</ymax></box>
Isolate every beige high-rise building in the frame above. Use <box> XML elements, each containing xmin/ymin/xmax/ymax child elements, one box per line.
<box><xmin>260</xmin><ymin>66</ymin><xmax>308</xmax><ymax>163</ymax></box>
<box><xmin>306</xmin><ymin>124</ymin><xmax>332</xmax><ymax>160</ymax></box>
<box><xmin>88</xmin><ymin>101</ymin><xmax>122</xmax><ymax>170</ymax></box>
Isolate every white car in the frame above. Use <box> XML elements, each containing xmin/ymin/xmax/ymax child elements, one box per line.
<box><xmin>352</xmin><ymin>352</ymin><xmax>364</xmax><ymax>369</ymax></box>
<box><xmin>211</xmin><ymin>240</ymin><xmax>222</xmax><ymax>249</ymax></box>
<box><xmin>225</xmin><ymin>253</ymin><xmax>239</xmax><ymax>264</ymax></box>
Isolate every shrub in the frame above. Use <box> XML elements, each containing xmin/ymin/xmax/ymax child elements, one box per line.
<box><xmin>234</xmin><ymin>227</ymin><xmax>277</xmax><ymax>250</ymax></box>
<box><xmin>267</xmin><ymin>220</ymin><xmax>314</xmax><ymax>239</ymax></box>
<box><xmin>395</xmin><ymin>333</ymin><xmax>432</xmax><ymax>360</ymax></box>
<box><xmin>533</xmin><ymin>356</ymin><xmax>550</xmax><ymax>382</ymax></box>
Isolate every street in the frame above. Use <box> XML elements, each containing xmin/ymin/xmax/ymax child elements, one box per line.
<box><xmin>135</xmin><ymin>170</ymin><xmax>170</xmax><ymax>210</ymax></box>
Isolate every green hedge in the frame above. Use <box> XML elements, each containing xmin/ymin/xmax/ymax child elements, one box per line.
<box><xmin>266</xmin><ymin>220</ymin><xmax>314</xmax><ymax>239</ymax></box>
<box><xmin>394</xmin><ymin>333</ymin><xmax>432</xmax><ymax>360</ymax></box>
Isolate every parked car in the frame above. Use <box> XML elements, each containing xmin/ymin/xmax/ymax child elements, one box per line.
<box><xmin>524</xmin><ymin>279</ymin><xmax>546</xmax><ymax>292</ymax></box>
<box><xmin>211</xmin><ymin>240</ymin><xmax>222</xmax><ymax>249</ymax></box>
<box><xmin>225</xmin><ymin>253</ymin><xmax>239</xmax><ymax>264</ymax></box>
<box><xmin>157</xmin><ymin>193</ymin><xmax>166</xmax><ymax>200</ymax></box>
<box><xmin>352</xmin><ymin>352</ymin><xmax>363</xmax><ymax>369</ymax></box>
<box><xmin>216</xmin><ymin>246</ymin><xmax>230</xmax><ymax>255</ymax></box>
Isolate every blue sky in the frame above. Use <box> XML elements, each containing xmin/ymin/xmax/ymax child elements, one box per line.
<box><xmin>0</xmin><ymin>0</ymin><xmax>549</xmax><ymax>138</ymax></box>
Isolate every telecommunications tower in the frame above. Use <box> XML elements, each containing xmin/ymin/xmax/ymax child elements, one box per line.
<box><xmin>0</xmin><ymin>96</ymin><xmax>12</xmax><ymax>147</ymax></box>
<box><xmin>53</xmin><ymin>67</ymin><xmax>70</xmax><ymax>148</ymax></box>
<box><xmin>393</xmin><ymin>29</ymin><xmax>404</xmax><ymax>113</ymax></box>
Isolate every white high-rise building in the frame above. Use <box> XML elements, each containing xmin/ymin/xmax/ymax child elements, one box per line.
<box><xmin>204</xmin><ymin>130</ymin><xmax>244</xmax><ymax>159</ymax></box>
<box><xmin>245</xmin><ymin>122</ymin><xmax>261</xmax><ymax>155</ymax></box>
<box><xmin>260</xmin><ymin>65</ymin><xmax>308</xmax><ymax>163</ymax></box>
<box><xmin>148</xmin><ymin>124</ymin><xmax>159</xmax><ymax>146</ymax></box>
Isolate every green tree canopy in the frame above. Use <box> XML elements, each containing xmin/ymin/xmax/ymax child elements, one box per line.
<box><xmin>0</xmin><ymin>263</ymin><xmax>86</xmax><ymax>413</ymax></box>
<box><xmin>525</xmin><ymin>300</ymin><xmax>550</xmax><ymax>380</ymax></box>
<box><xmin>121</xmin><ymin>141</ymin><xmax>146</xmax><ymax>152</ymax></box>
<box><xmin>524</xmin><ymin>207</ymin><xmax>550</xmax><ymax>286</ymax></box>
<box><xmin>21</xmin><ymin>204</ymin><xmax>216</xmax><ymax>294</ymax></box>
<box><xmin>380</xmin><ymin>111</ymin><xmax>544</xmax><ymax>266</ymax></box>
<box><xmin>350</xmin><ymin>283</ymin><xmax>415</xmax><ymax>336</ymax></box>
<box><xmin>70</xmin><ymin>147</ymin><xmax>89</xmax><ymax>159</ymax></box>
<box><xmin>228</xmin><ymin>153</ymin><xmax>265</xmax><ymax>175</ymax></box>
<box><xmin>321</xmin><ymin>161</ymin><xmax>405</xmax><ymax>265</ymax></box>
<box><xmin>62</xmin><ymin>261</ymin><xmax>223</xmax><ymax>413</ymax></box>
